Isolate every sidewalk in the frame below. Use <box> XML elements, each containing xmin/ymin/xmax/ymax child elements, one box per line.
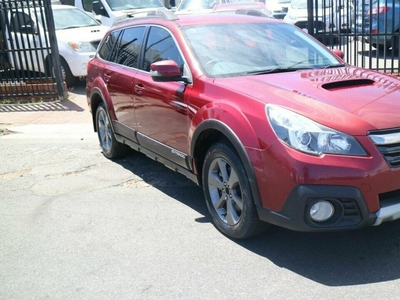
<box><xmin>0</xmin><ymin>83</ymin><xmax>94</xmax><ymax>139</ymax></box>
<box><xmin>0</xmin><ymin>84</ymin><xmax>90</xmax><ymax>133</ymax></box>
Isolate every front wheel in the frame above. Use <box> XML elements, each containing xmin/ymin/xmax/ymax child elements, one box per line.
<box><xmin>60</xmin><ymin>58</ymin><xmax>76</xmax><ymax>88</ymax></box>
<box><xmin>95</xmin><ymin>103</ymin><xmax>129</xmax><ymax>159</ymax></box>
<box><xmin>202</xmin><ymin>142</ymin><xmax>267</xmax><ymax>239</ymax></box>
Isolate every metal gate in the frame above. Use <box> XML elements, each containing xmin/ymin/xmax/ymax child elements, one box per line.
<box><xmin>302</xmin><ymin>0</ymin><xmax>400</xmax><ymax>76</ymax></box>
<box><xmin>0</xmin><ymin>0</ymin><xmax>66</xmax><ymax>101</ymax></box>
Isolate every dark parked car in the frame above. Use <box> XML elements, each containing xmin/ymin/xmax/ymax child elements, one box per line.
<box><xmin>351</xmin><ymin>0</ymin><xmax>376</xmax><ymax>34</ymax></box>
<box><xmin>369</xmin><ymin>0</ymin><xmax>400</xmax><ymax>51</ymax></box>
<box><xmin>352</xmin><ymin>0</ymin><xmax>399</xmax><ymax>51</ymax></box>
<box><xmin>86</xmin><ymin>10</ymin><xmax>400</xmax><ymax>239</ymax></box>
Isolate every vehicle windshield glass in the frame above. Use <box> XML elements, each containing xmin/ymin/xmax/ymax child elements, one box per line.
<box><xmin>52</xmin><ymin>8</ymin><xmax>99</xmax><ymax>30</ymax></box>
<box><xmin>291</xmin><ymin>0</ymin><xmax>333</xmax><ymax>9</ymax></box>
<box><xmin>182</xmin><ymin>22</ymin><xmax>341</xmax><ymax>77</ymax></box>
<box><xmin>106</xmin><ymin>0</ymin><xmax>164</xmax><ymax>11</ymax></box>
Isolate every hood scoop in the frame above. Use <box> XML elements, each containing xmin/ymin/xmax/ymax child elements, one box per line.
<box><xmin>322</xmin><ymin>79</ymin><xmax>374</xmax><ymax>90</ymax></box>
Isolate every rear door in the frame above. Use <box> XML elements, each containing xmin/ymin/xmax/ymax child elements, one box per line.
<box><xmin>103</xmin><ymin>26</ymin><xmax>146</xmax><ymax>133</ymax></box>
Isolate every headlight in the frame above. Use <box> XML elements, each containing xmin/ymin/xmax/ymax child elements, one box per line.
<box><xmin>68</xmin><ymin>41</ymin><xmax>96</xmax><ymax>52</ymax></box>
<box><xmin>266</xmin><ymin>105</ymin><xmax>367</xmax><ymax>156</ymax></box>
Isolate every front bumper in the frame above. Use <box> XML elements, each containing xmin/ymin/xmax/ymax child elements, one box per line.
<box><xmin>257</xmin><ymin>184</ymin><xmax>400</xmax><ymax>232</ymax></box>
<box><xmin>62</xmin><ymin>51</ymin><xmax>97</xmax><ymax>77</ymax></box>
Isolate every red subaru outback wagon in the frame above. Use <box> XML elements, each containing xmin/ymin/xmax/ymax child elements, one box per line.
<box><xmin>86</xmin><ymin>10</ymin><xmax>400</xmax><ymax>239</ymax></box>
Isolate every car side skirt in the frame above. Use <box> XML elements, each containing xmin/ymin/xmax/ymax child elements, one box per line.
<box><xmin>112</xmin><ymin>120</ymin><xmax>199</xmax><ymax>184</ymax></box>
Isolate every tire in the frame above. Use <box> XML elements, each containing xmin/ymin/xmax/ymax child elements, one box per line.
<box><xmin>393</xmin><ymin>35</ymin><xmax>399</xmax><ymax>53</ymax></box>
<box><xmin>371</xmin><ymin>43</ymin><xmax>388</xmax><ymax>51</ymax></box>
<box><xmin>60</xmin><ymin>58</ymin><xmax>76</xmax><ymax>88</ymax></box>
<box><xmin>202</xmin><ymin>142</ymin><xmax>267</xmax><ymax>239</ymax></box>
<box><xmin>95</xmin><ymin>103</ymin><xmax>129</xmax><ymax>159</ymax></box>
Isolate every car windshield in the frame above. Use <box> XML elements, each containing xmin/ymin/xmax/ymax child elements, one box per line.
<box><xmin>182</xmin><ymin>22</ymin><xmax>342</xmax><ymax>77</ymax></box>
<box><xmin>52</xmin><ymin>8</ymin><xmax>99</xmax><ymax>30</ymax></box>
<box><xmin>291</xmin><ymin>0</ymin><xmax>333</xmax><ymax>9</ymax></box>
<box><xmin>105</xmin><ymin>0</ymin><xmax>164</xmax><ymax>11</ymax></box>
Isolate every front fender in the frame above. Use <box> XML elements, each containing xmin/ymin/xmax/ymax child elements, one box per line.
<box><xmin>191</xmin><ymin>102</ymin><xmax>261</xmax><ymax>150</ymax></box>
<box><xmin>190</xmin><ymin>102</ymin><xmax>263</xmax><ymax>207</ymax></box>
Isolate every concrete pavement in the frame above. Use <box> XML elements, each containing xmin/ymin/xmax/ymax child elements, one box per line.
<box><xmin>0</xmin><ymin>83</ymin><xmax>91</xmax><ymax>135</ymax></box>
<box><xmin>0</xmin><ymin>84</ymin><xmax>89</xmax><ymax>125</ymax></box>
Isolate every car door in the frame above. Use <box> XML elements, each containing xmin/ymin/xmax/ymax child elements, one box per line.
<box><xmin>133</xmin><ymin>25</ymin><xmax>189</xmax><ymax>167</ymax></box>
<box><xmin>102</xmin><ymin>26</ymin><xmax>145</xmax><ymax>134</ymax></box>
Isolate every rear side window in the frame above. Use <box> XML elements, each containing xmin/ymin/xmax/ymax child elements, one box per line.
<box><xmin>143</xmin><ymin>26</ymin><xmax>184</xmax><ymax>72</ymax></box>
<box><xmin>116</xmin><ymin>26</ymin><xmax>146</xmax><ymax>68</ymax></box>
<box><xmin>98</xmin><ymin>26</ymin><xmax>145</xmax><ymax>69</ymax></box>
<box><xmin>98</xmin><ymin>30</ymin><xmax>121</xmax><ymax>61</ymax></box>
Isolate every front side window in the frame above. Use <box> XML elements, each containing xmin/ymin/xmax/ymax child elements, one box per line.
<box><xmin>143</xmin><ymin>26</ymin><xmax>184</xmax><ymax>72</ymax></box>
<box><xmin>10</xmin><ymin>12</ymin><xmax>34</xmax><ymax>33</ymax></box>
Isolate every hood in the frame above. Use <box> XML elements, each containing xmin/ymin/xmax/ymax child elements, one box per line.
<box><xmin>214</xmin><ymin>66</ymin><xmax>400</xmax><ymax>134</ymax></box>
<box><xmin>56</xmin><ymin>25</ymin><xmax>108</xmax><ymax>43</ymax></box>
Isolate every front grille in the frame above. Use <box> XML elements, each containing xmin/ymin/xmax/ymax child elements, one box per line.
<box><xmin>369</xmin><ymin>128</ymin><xmax>400</xmax><ymax>168</ymax></box>
<box><xmin>341</xmin><ymin>198</ymin><xmax>361</xmax><ymax>219</ymax></box>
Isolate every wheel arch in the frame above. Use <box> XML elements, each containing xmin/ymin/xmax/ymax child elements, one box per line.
<box><xmin>88</xmin><ymin>81</ymin><xmax>117</xmax><ymax>132</ymax></box>
<box><xmin>191</xmin><ymin>119</ymin><xmax>263</xmax><ymax>207</ymax></box>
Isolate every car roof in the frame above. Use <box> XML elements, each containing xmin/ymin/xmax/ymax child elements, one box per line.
<box><xmin>113</xmin><ymin>10</ymin><xmax>281</xmax><ymax>29</ymax></box>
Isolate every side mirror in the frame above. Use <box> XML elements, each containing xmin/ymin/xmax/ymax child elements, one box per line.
<box><xmin>20</xmin><ymin>24</ymin><xmax>37</xmax><ymax>35</ymax></box>
<box><xmin>150</xmin><ymin>60</ymin><xmax>189</xmax><ymax>83</ymax></box>
<box><xmin>92</xmin><ymin>1</ymin><xmax>106</xmax><ymax>16</ymax></box>
<box><xmin>332</xmin><ymin>49</ymin><xmax>344</xmax><ymax>60</ymax></box>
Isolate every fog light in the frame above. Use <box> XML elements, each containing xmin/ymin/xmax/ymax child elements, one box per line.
<box><xmin>310</xmin><ymin>200</ymin><xmax>334</xmax><ymax>222</ymax></box>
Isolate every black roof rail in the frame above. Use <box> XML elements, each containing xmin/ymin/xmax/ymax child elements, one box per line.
<box><xmin>147</xmin><ymin>9</ymin><xmax>179</xmax><ymax>21</ymax></box>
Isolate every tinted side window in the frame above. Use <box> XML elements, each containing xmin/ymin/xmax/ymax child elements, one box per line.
<box><xmin>98</xmin><ymin>30</ymin><xmax>121</xmax><ymax>61</ymax></box>
<box><xmin>116</xmin><ymin>26</ymin><xmax>146</xmax><ymax>68</ymax></box>
<box><xmin>10</xmin><ymin>12</ymin><xmax>34</xmax><ymax>33</ymax></box>
<box><xmin>143</xmin><ymin>26</ymin><xmax>184</xmax><ymax>72</ymax></box>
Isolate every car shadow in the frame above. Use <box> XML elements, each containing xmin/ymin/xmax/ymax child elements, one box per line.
<box><xmin>109</xmin><ymin>147</ymin><xmax>400</xmax><ymax>287</ymax></box>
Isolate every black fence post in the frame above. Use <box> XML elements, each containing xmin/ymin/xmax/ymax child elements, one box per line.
<box><xmin>43</xmin><ymin>0</ymin><xmax>67</xmax><ymax>100</ymax></box>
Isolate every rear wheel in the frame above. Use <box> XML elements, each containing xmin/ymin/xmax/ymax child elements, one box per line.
<box><xmin>202</xmin><ymin>142</ymin><xmax>267</xmax><ymax>239</ymax></box>
<box><xmin>95</xmin><ymin>103</ymin><xmax>129</xmax><ymax>159</ymax></box>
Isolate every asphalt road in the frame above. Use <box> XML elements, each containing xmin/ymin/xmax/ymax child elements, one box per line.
<box><xmin>1</xmin><ymin>85</ymin><xmax>400</xmax><ymax>299</ymax></box>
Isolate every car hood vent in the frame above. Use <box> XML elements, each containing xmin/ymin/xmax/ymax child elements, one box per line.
<box><xmin>322</xmin><ymin>79</ymin><xmax>374</xmax><ymax>90</ymax></box>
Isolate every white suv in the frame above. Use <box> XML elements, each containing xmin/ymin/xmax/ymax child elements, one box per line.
<box><xmin>1</xmin><ymin>5</ymin><xmax>108</xmax><ymax>87</ymax></box>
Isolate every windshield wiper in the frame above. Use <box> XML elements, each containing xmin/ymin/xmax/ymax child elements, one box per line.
<box><xmin>323</xmin><ymin>63</ymin><xmax>346</xmax><ymax>69</ymax></box>
<box><xmin>244</xmin><ymin>66</ymin><xmax>313</xmax><ymax>76</ymax></box>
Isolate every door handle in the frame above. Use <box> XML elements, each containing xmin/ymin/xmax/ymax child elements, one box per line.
<box><xmin>134</xmin><ymin>83</ymin><xmax>145</xmax><ymax>95</ymax></box>
<box><xmin>104</xmin><ymin>73</ymin><xmax>111</xmax><ymax>83</ymax></box>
